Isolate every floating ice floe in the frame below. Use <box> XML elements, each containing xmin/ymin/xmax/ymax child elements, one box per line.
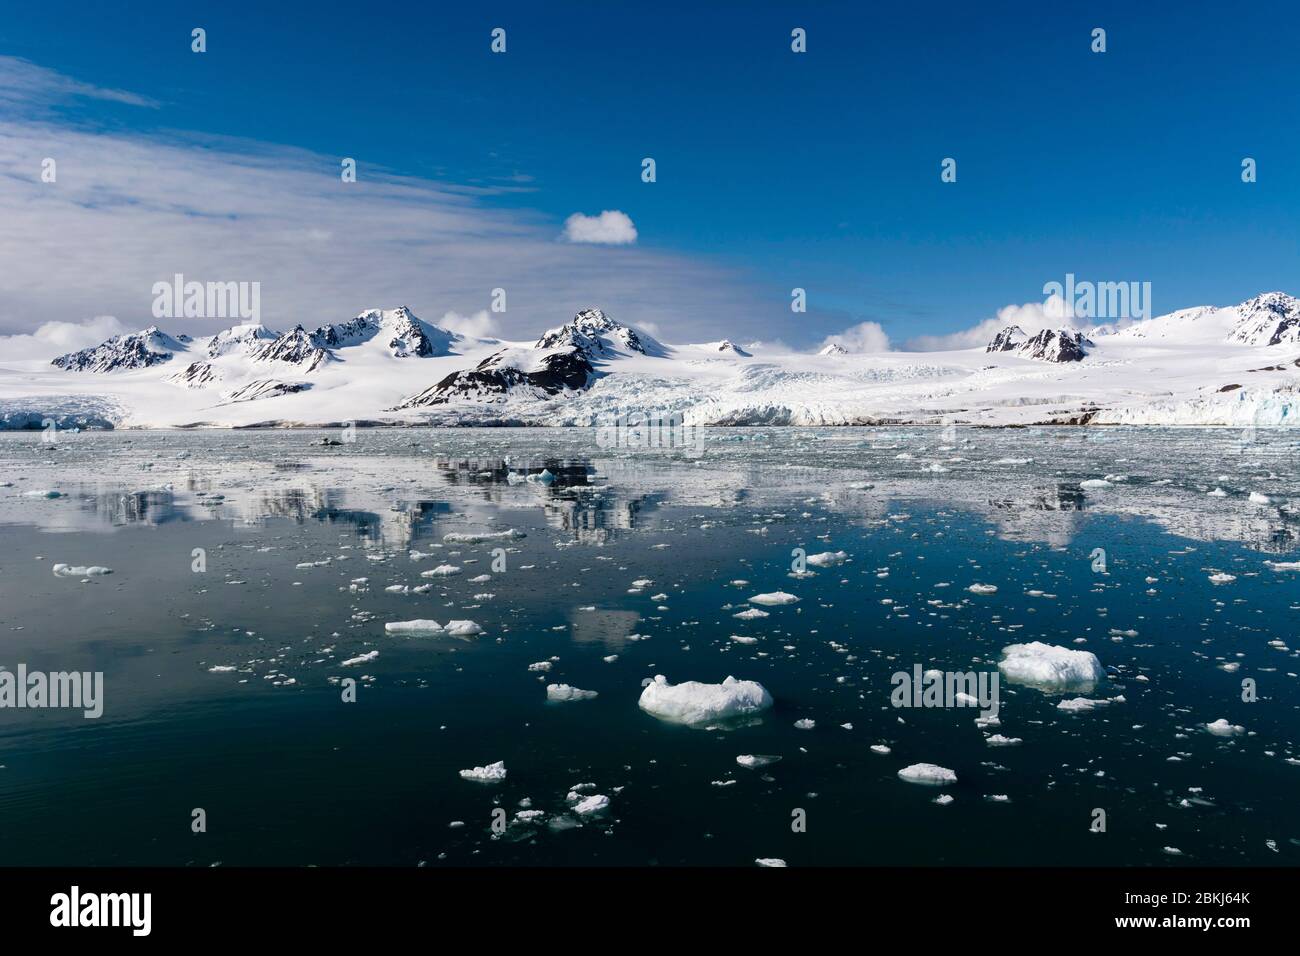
<box><xmin>733</xmin><ymin>608</ymin><xmax>769</xmax><ymax>620</ymax></box>
<box><xmin>1264</xmin><ymin>560</ymin><xmax>1300</xmax><ymax>571</ymax></box>
<box><xmin>794</xmin><ymin>718</ymin><xmax>815</xmax><ymax>730</ymax></box>
<box><xmin>985</xmin><ymin>734</ymin><xmax>1022</xmax><ymax>746</ymax></box>
<box><xmin>737</xmin><ymin>754</ymin><xmax>781</xmax><ymax>769</ymax></box>
<box><xmin>1249</xmin><ymin>491</ymin><xmax>1271</xmax><ymax>505</ymax></box>
<box><xmin>528</xmin><ymin>661</ymin><xmax>553</xmax><ymax>672</ymax></box>
<box><xmin>1207</xmin><ymin>487</ymin><xmax>1228</xmax><ymax>497</ymax></box>
<box><xmin>898</xmin><ymin>763</ymin><xmax>957</xmax><ymax>786</ymax></box>
<box><xmin>207</xmin><ymin>665</ymin><xmax>238</xmax><ymax>673</ymax></box>
<box><xmin>967</xmin><ymin>583</ymin><xmax>998</xmax><ymax>595</ymax></box>
<box><xmin>341</xmin><ymin>650</ymin><xmax>379</xmax><ymax>666</ymax></box>
<box><xmin>1205</xmin><ymin>718</ymin><xmax>1245</xmax><ymax>736</ymax></box>
<box><xmin>444</xmin><ymin>620</ymin><xmax>483</xmax><ymax>637</ymax></box>
<box><xmin>638</xmin><ymin>674</ymin><xmax>773</xmax><ymax>726</ymax></box>
<box><xmin>730</xmin><ymin>634</ymin><xmax>758</xmax><ymax>644</ymax></box>
<box><xmin>1208</xmin><ymin>572</ymin><xmax>1236</xmax><ymax>584</ymax></box>
<box><xmin>384</xmin><ymin>620</ymin><xmax>444</xmax><ymax>635</ymax></box>
<box><xmin>546</xmin><ymin>684</ymin><xmax>598</xmax><ymax>702</ymax></box>
<box><xmin>459</xmin><ymin>761</ymin><xmax>507</xmax><ymax>783</ymax></box>
<box><xmin>1057</xmin><ymin>697</ymin><xmax>1112</xmax><ymax>712</ymax></box>
<box><xmin>755</xmin><ymin>858</ymin><xmax>787</xmax><ymax>867</ymax></box>
<box><xmin>749</xmin><ymin>591</ymin><xmax>799</xmax><ymax>606</ymax></box>
<box><xmin>421</xmin><ymin>564</ymin><xmax>462</xmax><ymax>577</ymax></box>
<box><xmin>23</xmin><ymin>489</ymin><xmax>63</xmax><ymax>498</ymax></box>
<box><xmin>442</xmin><ymin>529</ymin><xmax>525</xmax><ymax>544</ymax></box>
<box><xmin>998</xmin><ymin>641</ymin><xmax>1104</xmax><ymax>692</ymax></box>
<box><xmin>806</xmin><ymin>551</ymin><xmax>848</xmax><ymax>567</ymax></box>
<box><xmin>52</xmin><ymin>563</ymin><xmax>112</xmax><ymax>577</ymax></box>
<box><xmin>572</xmin><ymin>794</ymin><xmax>609</xmax><ymax>815</ymax></box>
<box><xmin>1080</xmin><ymin>479</ymin><xmax>1112</xmax><ymax>490</ymax></box>
<box><xmin>870</xmin><ymin>744</ymin><xmax>892</xmax><ymax>755</ymax></box>
<box><xmin>933</xmin><ymin>794</ymin><xmax>954</xmax><ymax>805</ymax></box>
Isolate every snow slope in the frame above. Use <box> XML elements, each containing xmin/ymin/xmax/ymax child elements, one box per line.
<box><xmin>2</xmin><ymin>296</ymin><xmax>1298</xmax><ymax>428</ymax></box>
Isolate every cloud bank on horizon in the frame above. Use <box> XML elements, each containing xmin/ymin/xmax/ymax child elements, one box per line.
<box><xmin>0</xmin><ymin>50</ymin><xmax>1273</xmax><ymax>360</ymax></box>
<box><xmin>0</xmin><ymin>56</ymin><xmax>786</xmax><ymax>350</ymax></box>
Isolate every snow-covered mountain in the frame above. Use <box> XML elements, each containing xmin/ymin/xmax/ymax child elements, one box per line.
<box><xmin>50</xmin><ymin>327</ymin><xmax>192</xmax><ymax>372</ymax></box>
<box><xmin>5</xmin><ymin>294</ymin><xmax>1299</xmax><ymax>429</ymax></box>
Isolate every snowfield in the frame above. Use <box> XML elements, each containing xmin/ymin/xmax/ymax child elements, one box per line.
<box><xmin>3</xmin><ymin>294</ymin><xmax>1299</xmax><ymax>429</ymax></box>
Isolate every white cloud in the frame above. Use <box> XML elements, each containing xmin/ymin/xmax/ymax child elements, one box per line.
<box><xmin>906</xmin><ymin>294</ymin><xmax>1077</xmax><ymax>351</ymax></box>
<box><xmin>561</xmin><ymin>210</ymin><xmax>637</xmax><ymax>245</ymax></box>
<box><xmin>820</xmin><ymin>320</ymin><xmax>891</xmax><ymax>354</ymax></box>
<box><xmin>0</xmin><ymin>315</ymin><xmax>127</xmax><ymax>362</ymax></box>
<box><xmin>437</xmin><ymin>309</ymin><xmax>501</xmax><ymax>340</ymax></box>
<box><xmin>0</xmin><ymin>55</ymin><xmax>158</xmax><ymax>110</ymax></box>
<box><xmin>0</xmin><ymin>58</ymin><xmax>776</xmax><ymax>346</ymax></box>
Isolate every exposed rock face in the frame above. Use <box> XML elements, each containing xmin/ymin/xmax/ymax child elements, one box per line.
<box><xmin>397</xmin><ymin>348</ymin><xmax>594</xmax><ymax>407</ymax></box>
<box><xmin>52</xmin><ymin>327</ymin><xmax>188</xmax><ymax>372</ymax></box>
<box><xmin>167</xmin><ymin>361</ymin><xmax>221</xmax><ymax>388</ymax></box>
<box><xmin>220</xmin><ymin>380</ymin><xmax>312</xmax><ymax>404</ymax></box>
<box><xmin>253</xmin><ymin>326</ymin><xmax>331</xmax><ymax>371</ymax></box>
<box><xmin>206</xmin><ymin>324</ymin><xmax>277</xmax><ymax>358</ymax></box>
<box><xmin>986</xmin><ymin>326</ymin><xmax>1027</xmax><ymax>353</ymax></box>
<box><xmin>311</xmin><ymin>307</ymin><xmax>453</xmax><ymax>358</ymax></box>
<box><xmin>717</xmin><ymin>340</ymin><xmax>752</xmax><ymax>356</ymax></box>
<box><xmin>1021</xmin><ymin>329</ymin><xmax>1092</xmax><ymax>362</ymax></box>
<box><xmin>1228</xmin><ymin>292</ymin><xmax>1300</xmax><ymax>347</ymax></box>
<box><xmin>987</xmin><ymin>326</ymin><xmax>1091</xmax><ymax>362</ymax></box>
<box><xmin>535</xmin><ymin>308</ymin><xmax>648</xmax><ymax>356</ymax></box>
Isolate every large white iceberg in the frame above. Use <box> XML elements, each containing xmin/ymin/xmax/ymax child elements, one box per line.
<box><xmin>998</xmin><ymin>641</ymin><xmax>1104</xmax><ymax>692</ymax></box>
<box><xmin>638</xmin><ymin>674</ymin><xmax>773</xmax><ymax>726</ymax></box>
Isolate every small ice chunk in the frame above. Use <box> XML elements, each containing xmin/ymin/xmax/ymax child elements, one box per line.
<box><xmin>546</xmin><ymin>683</ymin><xmax>598</xmax><ymax>702</ymax></box>
<box><xmin>998</xmin><ymin>642</ymin><xmax>1104</xmax><ymax>692</ymax></box>
<box><xmin>806</xmin><ymin>551</ymin><xmax>848</xmax><ymax>568</ymax></box>
<box><xmin>459</xmin><ymin>760</ymin><xmax>507</xmax><ymax>783</ymax></box>
<box><xmin>421</xmin><ymin>564</ymin><xmax>462</xmax><ymax>577</ymax></box>
<box><xmin>52</xmin><ymin>564</ymin><xmax>112</xmax><ymax>577</ymax></box>
<box><xmin>384</xmin><ymin>620</ymin><xmax>444</xmax><ymax>635</ymax></box>
<box><xmin>737</xmin><ymin>754</ymin><xmax>781</xmax><ymax>769</ymax></box>
<box><xmin>1205</xmin><ymin>718</ymin><xmax>1244</xmax><ymax>736</ymax></box>
<box><xmin>898</xmin><ymin>763</ymin><xmax>957</xmax><ymax>786</ymax></box>
<box><xmin>749</xmin><ymin>591</ymin><xmax>799</xmax><ymax>606</ymax></box>
<box><xmin>341</xmin><ymin>650</ymin><xmax>379</xmax><ymax>666</ymax></box>
<box><xmin>638</xmin><ymin>674</ymin><xmax>774</xmax><ymax>726</ymax></box>
<box><xmin>573</xmin><ymin>794</ymin><xmax>609</xmax><ymax>815</ymax></box>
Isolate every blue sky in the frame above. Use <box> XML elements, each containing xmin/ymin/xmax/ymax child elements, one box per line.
<box><xmin>2</xmin><ymin>0</ymin><xmax>1297</xmax><ymax>350</ymax></box>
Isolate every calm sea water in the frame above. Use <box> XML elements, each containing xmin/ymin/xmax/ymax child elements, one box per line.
<box><xmin>0</xmin><ymin>426</ymin><xmax>1296</xmax><ymax>866</ymax></box>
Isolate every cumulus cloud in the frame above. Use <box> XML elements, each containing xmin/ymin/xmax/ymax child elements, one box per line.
<box><xmin>0</xmin><ymin>58</ymin><xmax>777</xmax><ymax>345</ymax></box>
<box><xmin>906</xmin><ymin>294</ymin><xmax>1077</xmax><ymax>351</ymax></box>
<box><xmin>819</xmin><ymin>320</ymin><xmax>891</xmax><ymax>354</ymax></box>
<box><xmin>561</xmin><ymin>210</ymin><xmax>637</xmax><ymax>245</ymax></box>
<box><xmin>0</xmin><ymin>315</ymin><xmax>127</xmax><ymax>363</ymax></box>
<box><xmin>437</xmin><ymin>309</ymin><xmax>501</xmax><ymax>340</ymax></box>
